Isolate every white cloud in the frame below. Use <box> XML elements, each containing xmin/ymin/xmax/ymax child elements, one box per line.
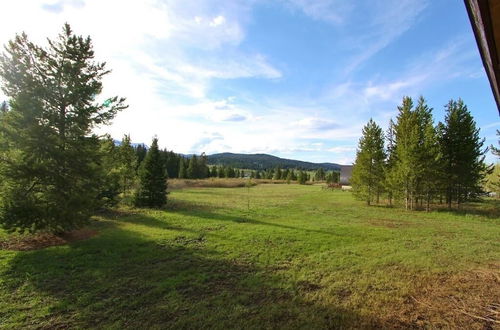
<box><xmin>327</xmin><ymin>146</ymin><xmax>356</xmax><ymax>153</ymax></box>
<box><xmin>0</xmin><ymin>1</ymin><xmax>484</xmax><ymax>166</ymax></box>
<box><xmin>284</xmin><ymin>0</ymin><xmax>353</xmax><ymax>24</ymax></box>
<box><xmin>292</xmin><ymin>117</ymin><xmax>339</xmax><ymax>131</ymax></box>
<box><xmin>210</xmin><ymin>15</ymin><xmax>226</xmax><ymax>27</ymax></box>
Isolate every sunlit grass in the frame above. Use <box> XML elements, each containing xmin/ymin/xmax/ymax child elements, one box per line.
<box><xmin>0</xmin><ymin>185</ymin><xmax>498</xmax><ymax>328</ymax></box>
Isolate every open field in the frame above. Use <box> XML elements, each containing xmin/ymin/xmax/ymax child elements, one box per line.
<box><xmin>0</xmin><ymin>184</ymin><xmax>499</xmax><ymax>328</ymax></box>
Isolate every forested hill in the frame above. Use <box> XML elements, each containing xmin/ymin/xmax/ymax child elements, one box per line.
<box><xmin>207</xmin><ymin>152</ymin><xmax>345</xmax><ymax>171</ymax></box>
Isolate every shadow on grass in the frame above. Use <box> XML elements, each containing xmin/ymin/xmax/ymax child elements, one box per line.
<box><xmin>434</xmin><ymin>199</ymin><xmax>500</xmax><ymax>219</ymax></box>
<box><xmin>2</xmin><ymin>222</ymin><xmax>387</xmax><ymax>329</ymax></box>
<box><xmin>97</xmin><ymin>208</ymin><xmax>200</xmax><ymax>234</ymax></box>
<box><xmin>165</xmin><ymin>198</ymin><xmax>350</xmax><ymax>238</ymax></box>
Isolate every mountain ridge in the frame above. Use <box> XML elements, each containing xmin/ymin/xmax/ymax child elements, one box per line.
<box><xmin>207</xmin><ymin>152</ymin><xmax>351</xmax><ymax>171</ymax></box>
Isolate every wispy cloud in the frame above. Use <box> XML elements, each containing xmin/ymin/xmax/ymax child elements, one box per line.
<box><xmin>0</xmin><ymin>0</ymin><xmax>490</xmax><ymax>165</ymax></box>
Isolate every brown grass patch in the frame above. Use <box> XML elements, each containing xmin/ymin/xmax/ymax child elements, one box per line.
<box><xmin>385</xmin><ymin>263</ymin><xmax>500</xmax><ymax>329</ymax></box>
<box><xmin>168</xmin><ymin>178</ymin><xmax>258</xmax><ymax>190</ymax></box>
<box><xmin>0</xmin><ymin>228</ymin><xmax>98</xmax><ymax>251</ymax></box>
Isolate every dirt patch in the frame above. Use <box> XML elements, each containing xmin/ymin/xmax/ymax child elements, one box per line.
<box><xmin>384</xmin><ymin>263</ymin><xmax>500</xmax><ymax>329</ymax></box>
<box><xmin>0</xmin><ymin>228</ymin><xmax>98</xmax><ymax>251</ymax></box>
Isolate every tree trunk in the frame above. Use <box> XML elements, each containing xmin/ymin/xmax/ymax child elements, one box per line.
<box><xmin>405</xmin><ymin>188</ymin><xmax>409</xmax><ymax>210</ymax></box>
<box><xmin>426</xmin><ymin>192</ymin><xmax>430</xmax><ymax>212</ymax></box>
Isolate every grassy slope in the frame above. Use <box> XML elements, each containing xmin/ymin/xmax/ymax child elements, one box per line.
<box><xmin>0</xmin><ymin>185</ymin><xmax>498</xmax><ymax>329</ymax></box>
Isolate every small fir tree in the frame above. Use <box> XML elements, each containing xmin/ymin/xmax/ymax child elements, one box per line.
<box><xmin>134</xmin><ymin>138</ymin><xmax>167</xmax><ymax>208</ymax></box>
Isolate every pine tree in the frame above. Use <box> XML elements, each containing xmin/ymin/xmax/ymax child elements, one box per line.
<box><xmin>298</xmin><ymin>171</ymin><xmax>307</xmax><ymax>185</ymax></box>
<box><xmin>135</xmin><ymin>144</ymin><xmax>147</xmax><ymax>171</ymax></box>
<box><xmin>0</xmin><ymin>24</ymin><xmax>126</xmax><ymax>233</ymax></box>
<box><xmin>134</xmin><ymin>138</ymin><xmax>167</xmax><ymax>208</ymax></box>
<box><xmin>210</xmin><ymin>166</ymin><xmax>218</xmax><ymax>178</ymax></box>
<box><xmin>198</xmin><ymin>153</ymin><xmax>209</xmax><ymax>179</ymax></box>
<box><xmin>226</xmin><ymin>166</ymin><xmax>235</xmax><ymax>178</ymax></box>
<box><xmin>415</xmin><ymin>98</ymin><xmax>441</xmax><ymax>211</ymax></box>
<box><xmin>314</xmin><ymin>168</ymin><xmax>325</xmax><ymax>181</ymax></box>
<box><xmin>217</xmin><ymin>166</ymin><xmax>225</xmax><ymax>178</ymax></box>
<box><xmin>116</xmin><ymin>134</ymin><xmax>137</xmax><ymax>195</ymax></box>
<box><xmin>187</xmin><ymin>155</ymin><xmax>198</xmax><ymax>179</ymax></box>
<box><xmin>165</xmin><ymin>151</ymin><xmax>180</xmax><ymax>179</ymax></box>
<box><xmin>178</xmin><ymin>158</ymin><xmax>187</xmax><ymax>179</ymax></box>
<box><xmin>392</xmin><ymin>97</ymin><xmax>421</xmax><ymax>209</ymax></box>
<box><xmin>439</xmin><ymin>99</ymin><xmax>488</xmax><ymax>207</ymax></box>
<box><xmin>273</xmin><ymin>167</ymin><xmax>282</xmax><ymax>180</ymax></box>
<box><xmin>97</xmin><ymin>135</ymin><xmax>121</xmax><ymax>206</ymax></box>
<box><xmin>351</xmin><ymin>119</ymin><xmax>386</xmax><ymax>205</ymax></box>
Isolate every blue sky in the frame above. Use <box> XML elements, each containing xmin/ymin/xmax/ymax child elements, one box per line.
<box><xmin>0</xmin><ymin>0</ymin><xmax>498</xmax><ymax>164</ymax></box>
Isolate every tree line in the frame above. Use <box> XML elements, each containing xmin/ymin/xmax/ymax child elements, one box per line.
<box><xmin>351</xmin><ymin>96</ymin><xmax>490</xmax><ymax>210</ymax></box>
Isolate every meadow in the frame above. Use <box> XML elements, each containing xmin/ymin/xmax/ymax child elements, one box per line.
<box><xmin>0</xmin><ymin>183</ymin><xmax>499</xmax><ymax>329</ymax></box>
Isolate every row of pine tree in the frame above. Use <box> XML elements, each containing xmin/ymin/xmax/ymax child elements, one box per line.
<box><xmin>98</xmin><ymin>133</ymin><xmax>344</xmax><ymax>211</ymax></box>
<box><xmin>351</xmin><ymin>96</ymin><xmax>489</xmax><ymax>210</ymax></box>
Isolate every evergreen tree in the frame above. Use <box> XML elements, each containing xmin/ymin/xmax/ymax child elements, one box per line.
<box><xmin>286</xmin><ymin>171</ymin><xmax>292</xmax><ymax>184</ymax></box>
<box><xmin>225</xmin><ymin>166</ymin><xmax>236</xmax><ymax>178</ymax></box>
<box><xmin>135</xmin><ymin>144</ymin><xmax>147</xmax><ymax>171</ymax></box>
<box><xmin>314</xmin><ymin>168</ymin><xmax>326</xmax><ymax>181</ymax></box>
<box><xmin>415</xmin><ymin>98</ymin><xmax>442</xmax><ymax>211</ymax></box>
<box><xmin>165</xmin><ymin>151</ymin><xmax>180</xmax><ymax>179</ymax></box>
<box><xmin>178</xmin><ymin>158</ymin><xmax>187</xmax><ymax>179</ymax></box>
<box><xmin>116</xmin><ymin>134</ymin><xmax>137</xmax><ymax>195</ymax></box>
<box><xmin>273</xmin><ymin>167</ymin><xmax>282</xmax><ymax>180</ymax></box>
<box><xmin>97</xmin><ymin>135</ymin><xmax>121</xmax><ymax>206</ymax></box>
<box><xmin>326</xmin><ymin>172</ymin><xmax>334</xmax><ymax>184</ymax></box>
<box><xmin>351</xmin><ymin>119</ymin><xmax>386</xmax><ymax>205</ymax></box>
<box><xmin>439</xmin><ymin>99</ymin><xmax>488</xmax><ymax>207</ymax></box>
<box><xmin>298</xmin><ymin>171</ymin><xmax>307</xmax><ymax>184</ymax></box>
<box><xmin>217</xmin><ymin>166</ymin><xmax>225</xmax><ymax>178</ymax></box>
<box><xmin>187</xmin><ymin>155</ymin><xmax>198</xmax><ymax>179</ymax></box>
<box><xmin>198</xmin><ymin>153</ymin><xmax>209</xmax><ymax>179</ymax></box>
<box><xmin>0</xmin><ymin>24</ymin><xmax>126</xmax><ymax>233</ymax></box>
<box><xmin>392</xmin><ymin>97</ymin><xmax>421</xmax><ymax>209</ymax></box>
<box><xmin>134</xmin><ymin>138</ymin><xmax>167</xmax><ymax>207</ymax></box>
<box><xmin>210</xmin><ymin>166</ymin><xmax>218</xmax><ymax>178</ymax></box>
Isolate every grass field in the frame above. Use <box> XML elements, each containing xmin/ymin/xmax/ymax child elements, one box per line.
<box><xmin>0</xmin><ymin>184</ymin><xmax>499</xmax><ymax>328</ymax></box>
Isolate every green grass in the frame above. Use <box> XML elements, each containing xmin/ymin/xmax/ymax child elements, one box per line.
<box><xmin>0</xmin><ymin>185</ymin><xmax>499</xmax><ymax>328</ymax></box>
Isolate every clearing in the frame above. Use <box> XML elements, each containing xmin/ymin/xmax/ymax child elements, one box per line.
<box><xmin>0</xmin><ymin>184</ymin><xmax>499</xmax><ymax>328</ymax></box>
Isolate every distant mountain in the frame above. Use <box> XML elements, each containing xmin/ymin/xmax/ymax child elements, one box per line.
<box><xmin>207</xmin><ymin>152</ymin><xmax>350</xmax><ymax>171</ymax></box>
<box><xmin>113</xmin><ymin>140</ymin><xmax>147</xmax><ymax>148</ymax></box>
